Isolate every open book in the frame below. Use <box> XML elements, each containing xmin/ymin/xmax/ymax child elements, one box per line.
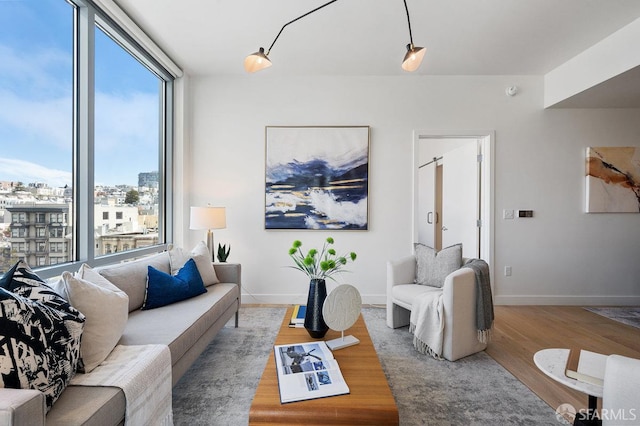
<box><xmin>565</xmin><ymin>348</ymin><xmax>607</xmax><ymax>386</ymax></box>
<box><xmin>274</xmin><ymin>341</ymin><xmax>350</xmax><ymax>403</ymax></box>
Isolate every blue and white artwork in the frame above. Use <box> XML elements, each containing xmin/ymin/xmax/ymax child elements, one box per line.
<box><xmin>265</xmin><ymin>126</ymin><xmax>369</xmax><ymax>230</ymax></box>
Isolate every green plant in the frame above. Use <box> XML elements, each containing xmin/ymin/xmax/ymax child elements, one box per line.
<box><xmin>217</xmin><ymin>243</ymin><xmax>230</xmax><ymax>262</ymax></box>
<box><xmin>288</xmin><ymin>237</ymin><xmax>357</xmax><ymax>281</ymax></box>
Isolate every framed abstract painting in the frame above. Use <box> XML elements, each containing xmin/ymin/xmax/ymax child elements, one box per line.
<box><xmin>585</xmin><ymin>146</ymin><xmax>640</xmax><ymax>213</ymax></box>
<box><xmin>265</xmin><ymin>126</ymin><xmax>370</xmax><ymax>230</ymax></box>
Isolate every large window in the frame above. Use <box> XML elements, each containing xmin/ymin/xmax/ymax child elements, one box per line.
<box><xmin>93</xmin><ymin>20</ymin><xmax>162</xmax><ymax>259</ymax></box>
<box><xmin>0</xmin><ymin>0</ymin><xmax>174</xmax><ymax>277</ymax></box>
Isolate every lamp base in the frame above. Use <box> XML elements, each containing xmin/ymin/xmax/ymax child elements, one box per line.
<box><xmin>325</xmin><ymin>335</ymin><xmax>359</xmax><ymax>351</ymax></box>
<box><xmin>206</xmin><ymin>230</ymin><xmax>215</xmax><ymax>261</ymax></box>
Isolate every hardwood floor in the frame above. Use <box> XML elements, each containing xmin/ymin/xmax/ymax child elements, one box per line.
<box><xmin>485</xmin><ymin>306</ymin><xmax>640</xmax><ymax>414</ymax></box>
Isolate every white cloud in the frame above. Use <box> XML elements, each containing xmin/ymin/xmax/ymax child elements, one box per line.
<box><xmin>0</xmin><ymin>157</ymin><xmax>71</xmax><ymax>188</ymax></box>
<box><xmin>0</xmin><ymin>89</ymin><xmax>72</xmax><ymax>150</ymax></box>
<box><xmin>94</xmin><ymin>91</ymin><xmax>158</xmax><ymax>152</ymax></box>
<box><xmin>0</xmin><ymin>43</ymin><xmax>159</xmax><ymax>186</ymax></box>
<box><xmin>0</xmin><ymin>44</ymin><xmax>71</xmax><ymax>96</ymax></box>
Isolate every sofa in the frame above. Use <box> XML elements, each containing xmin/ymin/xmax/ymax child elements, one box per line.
<box><xmin>0</xmin><ymin>243</ymin><xmax>241</xmax><ymax>426</ymax></box>
<box><xmin>386</xmin><ymin>244</ymin><xmax>488</xmax><ymax>361</ymax></box>
<box><xmin>603</xmin><ymin>354</ymin><xmax>640</xmax><ymax>426</ymax></box>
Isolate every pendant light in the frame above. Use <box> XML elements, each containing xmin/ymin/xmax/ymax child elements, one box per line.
<box><xmin>401</xmin><ymin>0</ymin><xmax>425</xmax><ymax>72</ymax></box>
<box><xmin>244</xmin><ymin>0</ymin><xmax>338</xmax><ymax>73</ymax></box>
<box><xmin>245</xmin><ymin>0</ymin><xmax>425</xmax><ymax>73</ymax></box>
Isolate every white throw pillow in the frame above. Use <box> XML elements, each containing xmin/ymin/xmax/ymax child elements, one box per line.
<box><xmin>60</xmin><ymin>264</ymin><xmax>129</xmax><ymax>373</ymax></box>
<box><xmin>414</xmin><ymin>243</ymin><xmax>462</xmax><ymax>288</ymax></box>
<box><xmin>168</xmin><ymin>241</ymin><xmax>220</xmax><ymax>286</ymax></box>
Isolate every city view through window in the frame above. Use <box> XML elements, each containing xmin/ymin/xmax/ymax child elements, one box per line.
<box><xmin>0</xmin><ymin>0</ymin><xmax>165</xmax><ymax>275</ymax></box>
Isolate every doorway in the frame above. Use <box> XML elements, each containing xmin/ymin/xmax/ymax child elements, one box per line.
<box><xmin>413</xmin><ymin>132</ymin><xmax>494</xmax><ymax>269</ymax></box>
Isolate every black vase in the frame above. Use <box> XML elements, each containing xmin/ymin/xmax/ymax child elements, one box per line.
<box><xmin>304</xmin><ymin>278</ymin><xmax>329</xmax><ymax>338</ymax></box>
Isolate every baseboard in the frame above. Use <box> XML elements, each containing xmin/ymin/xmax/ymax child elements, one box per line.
<box><xmin>495</xmin><ymin>295</ymin><xmax>640</xmax><ymax>305</ymax></box>
<box><xmin>241</xmin><ymin>292</ymin><xmax>387</xmax><ymax>306</ymax></box>
<box><xmin>242</xmin><ymin>293</ymin><xmax>640</xmax><ymax>306</ymax></box>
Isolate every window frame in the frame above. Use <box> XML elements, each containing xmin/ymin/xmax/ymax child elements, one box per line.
<box><xmin>35</xmin><ymin>0</ymin><xmax>174</xmax><ymax>278</ymax></box>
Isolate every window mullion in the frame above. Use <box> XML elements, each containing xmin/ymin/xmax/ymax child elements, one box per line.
<box><xmin>75</xmin><ymin>4</ymin><xmax>95</xmax><ymax>263</ymax></box>
<box><xmin>161</xmin><ymin>80</ymin><xmax>173</xmax><ymax>243</ymax></box>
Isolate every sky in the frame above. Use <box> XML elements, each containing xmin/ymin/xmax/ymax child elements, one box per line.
<box><xmin>0</xmin><ymin>0</ymin><xmax>160</xmax><ymax>188</ymax></box>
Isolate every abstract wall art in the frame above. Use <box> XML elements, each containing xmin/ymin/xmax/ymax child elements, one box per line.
<box><xmin>586</xmin><ymin>146</ymin><xmax>640</xmax><ymax>213</ymax></box>
<box><xmin>265</xmin><ymin>126</ymin><xmax>370</xmax><ymax>230</ymax></box>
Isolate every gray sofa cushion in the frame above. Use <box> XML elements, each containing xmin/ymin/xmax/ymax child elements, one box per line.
<box><xmin>118</xmin><ymin>283</ymin><xmax>239</xmax><ymax>368</ymax></box>
<box><xmin>97</xmin><ymin>252</ymin><xmax>170</xmax><ymax>312</ymax></box>
<box><xmin>414</xmin><ymin>243</ymin><xmax>462</xmax><ymax>287</ymax></box>
<box><xmin>46</xmin><ymin>386</ymin><xmax>124</xmax><ymax>426</ymax></box>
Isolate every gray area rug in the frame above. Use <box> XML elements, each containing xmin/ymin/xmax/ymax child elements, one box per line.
<box><xmin>173</xmin><ymin>307</ymin><xmax>559</xmax><ymax>425</ymax></box>
<box><xmin>584</xmin><ymin>306</ymin><xmax>640</xmax><ymax>329</ymax></box>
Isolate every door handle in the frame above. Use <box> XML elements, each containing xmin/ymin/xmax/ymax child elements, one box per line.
<box><xmin>442</xmin><ymin>225</ymin><xmax>448</xmax><ymax>231</ymax></box>
<box><xmin>427</xmin><ymin>212</ymin><xmax>433</xmax><ymax>224</ymax></box>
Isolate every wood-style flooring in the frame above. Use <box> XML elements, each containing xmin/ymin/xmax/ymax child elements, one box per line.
<box><xmin>485</xmin><ymin>306</ymin><xmax>640</xmax><ymax>413</ymax></box>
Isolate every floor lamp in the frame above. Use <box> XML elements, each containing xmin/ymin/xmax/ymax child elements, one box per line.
<box><xmin>189</xmin><ymin>206</ymin><xmax>226</xmax><ymax>261</ymax></box>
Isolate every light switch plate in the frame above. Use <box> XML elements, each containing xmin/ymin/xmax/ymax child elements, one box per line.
<box><xmin>503</xmin><ymin>209</ymin><xmax>514</xmax><ymax>220</ymax></box>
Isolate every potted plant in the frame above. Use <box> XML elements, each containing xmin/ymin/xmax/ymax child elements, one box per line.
<box><xmin>288</xmin><ymin>237</ymin><xmax>357</xmax><ymax>338</ymax></box>
<box><xmin>217</xmin><ymin>243</ymin><xmax>230</xmax><ymax>262</ymax></box>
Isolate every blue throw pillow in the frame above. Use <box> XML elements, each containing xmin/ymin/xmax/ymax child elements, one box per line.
<box><xmin>142</xmin><ymin>258</ymin><xmax>206</xmax><ymax>310</ymax></box>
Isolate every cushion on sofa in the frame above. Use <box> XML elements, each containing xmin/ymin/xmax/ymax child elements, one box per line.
<box><xmin>120</xmin><ymin>282</ymin><xmax>239</xmax><ymax>372</ymax></box>
<box><xmin>45</xmin><ymin>385</ymin><xmax>125</xmax><ymax>426</ymax></box>
<box><xmin>391</xmin><ymin>283</ymin><xmax>442</xmax><ymax>308</ymax></box>
<box><xmin>97</xmin><ymin>251</ymin><xmax>170</xmax><ymax>312</ymax></box>
<box><xmin>414</xmin><ymin>243</ymin><xmax>462</xmax><ymax>288</ymax></box>
<box><xmin>58</xmin><ymin>264</ymin><xmax>129</xmax><ymax>373</ymax></box>
<box><xmin>168</xmin><ymin>242</ymin><xmax>220</xmax><ymax>286</ymax></box>
<box><xmin>0</xmin><ymin>261</ymin><xmax>85</xmax><ymax>412</ymax></box>
<box><xmin>142</xmin><ymin>258</ymin><xmax>206</xmax><ymax>310</ymax></box>
<box><xmin>0</xmin><ymin>261</ymin><xmax>85</xmax><ymax>322</ymax></box>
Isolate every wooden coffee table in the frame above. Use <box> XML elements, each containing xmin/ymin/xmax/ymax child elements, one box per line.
<box><xmin>249</xmin><ymin>307</ymin><xmax>399</xmax><ymax>425</ymax></box>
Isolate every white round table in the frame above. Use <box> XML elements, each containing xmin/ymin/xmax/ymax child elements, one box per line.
<box><xmin>533</xmin><ymin>348</ymin><xmax>603</xmax><ymax>424</ymax></box>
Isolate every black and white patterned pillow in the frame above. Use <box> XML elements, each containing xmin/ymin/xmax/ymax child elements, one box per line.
<box><xmin>0</xmin><ymin>261</ymin><xmax>85</xmax><ymax>411</ymax></box>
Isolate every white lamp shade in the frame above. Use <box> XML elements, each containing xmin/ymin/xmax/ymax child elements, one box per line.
<box><xmin>190</xmin><ymin>206</ymin><xmax>226</xmax><ymax>230</ymax></box>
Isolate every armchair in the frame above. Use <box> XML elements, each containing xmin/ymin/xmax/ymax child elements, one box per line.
<box><xmin>603</xmin><ymin>354</ymin><xmax>640</xmax><ymax>425</ymax></box>
<box><xmin>386</xmin><ymin>255</ymin><xmax>486</xmax><ymax>361</ymax></box>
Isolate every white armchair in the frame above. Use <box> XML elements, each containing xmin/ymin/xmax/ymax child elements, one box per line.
<box><xmin>386</xmin><ymin>255</ymin><xmax>486</xmax><ymax>361</ymax></box>
<box><xmin>603</xmin><ymin>354</ymin><xmax>640</xmax><ymax>425</ymax></box>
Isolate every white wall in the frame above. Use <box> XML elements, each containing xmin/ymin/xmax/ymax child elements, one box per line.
<box><xmin>185</xmin><ymin>74</ymin><xmax>640</xmax><ymax>306</ymax></box>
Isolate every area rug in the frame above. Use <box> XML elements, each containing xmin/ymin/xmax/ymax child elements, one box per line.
<box><xmin>172</xmin><ymin>307</ymin><xmax>560</xmax><ymax>425</ymax></box>
<box><xmin>584</xmin><ymin>306</ymin><xmax>640</xmax><ymax>329</ymax></box>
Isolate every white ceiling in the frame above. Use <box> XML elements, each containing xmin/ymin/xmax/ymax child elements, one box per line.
<box><xmin>115</xmin><ymin>0</ymin><xmax>640</xmax><ymax>107</ymax></box>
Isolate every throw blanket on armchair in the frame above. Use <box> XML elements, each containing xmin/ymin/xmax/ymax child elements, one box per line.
<box><xmin>464</xmin><ymin>258</ymin><xmax>494</xmax><ymax>343</ymax></box>
<box><xmin>409</xmin><ymin>291</ymin><xmax>445</xmax><ymax>359</ymax></box>
<box><xmin>70</xmin><ymin>344</ymin><xmax>173</xmax><ymax>425</ymax></box>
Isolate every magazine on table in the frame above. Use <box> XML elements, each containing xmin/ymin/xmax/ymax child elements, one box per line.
<box><xmin>274</xmin><ymin>341</ymin><xmax>349</xmax><ymax>403</ymax></box>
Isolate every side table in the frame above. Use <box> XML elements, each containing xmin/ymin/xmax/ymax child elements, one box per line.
<box><xmin>534</xmin><ymin>348</ymin><xmax>603</xmax><ymax>425</ymax></box>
